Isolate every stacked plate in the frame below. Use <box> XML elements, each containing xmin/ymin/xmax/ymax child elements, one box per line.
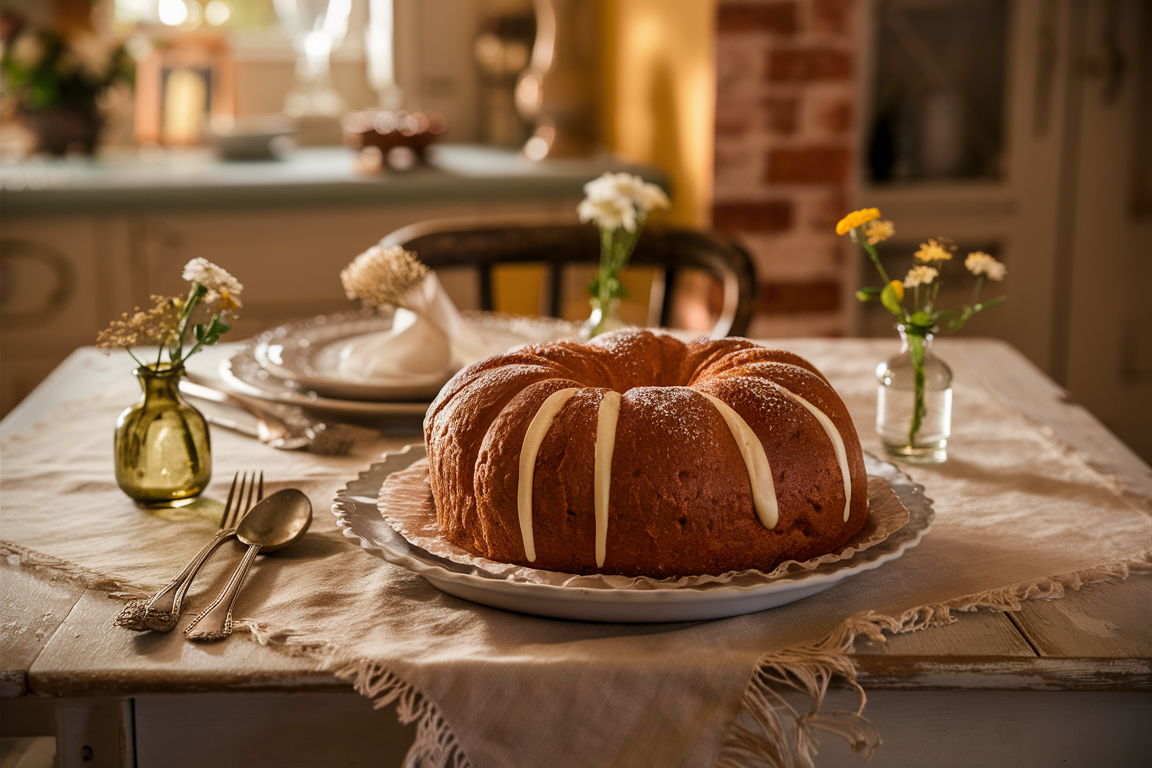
<box><xmin>201</xmin><ymin>309</ymin><xmax>580</xmax><ymax>420</ymax></box>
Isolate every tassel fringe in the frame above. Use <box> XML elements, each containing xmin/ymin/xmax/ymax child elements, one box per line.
<box><xmin>332</xmin><ymin>659</ymin><xmax>472</xmax><ymax>768</ymax></box>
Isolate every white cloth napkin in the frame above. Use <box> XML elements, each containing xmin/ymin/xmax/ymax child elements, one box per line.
<box><xmin>337</xmin><ymin>273</ymin><xmax>509</xmax><ymax>382</ymax></box>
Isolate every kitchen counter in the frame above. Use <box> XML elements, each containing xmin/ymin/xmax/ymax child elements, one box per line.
<box><xmin>0</xmin><ymin>145</ymin><xmax>667</xmax><ymax>215</ymax></box>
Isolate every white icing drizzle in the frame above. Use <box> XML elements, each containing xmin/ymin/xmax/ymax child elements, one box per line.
<box><xmin>775</xmin><ymin>388</ymin><xmax>853</xmax><ymax>522</ymax></box>
<box><xmin>697</xmin><ymin>392</ymin><xmax>778</xmax><ymax>529</ymax></box>
<box><xmin>593</xmin><ymin>391</ymin><xmax>622</xmax><ymax>568</ymax></box>
<box><xmin>734</xmin><ymin>360</ymin><xmax>854</xmax><ymax>523</ymax></box>
<box><xmin>517</xmin><ymin>388</ymin><xmax>579</xmax><ymax>561</ymax></box>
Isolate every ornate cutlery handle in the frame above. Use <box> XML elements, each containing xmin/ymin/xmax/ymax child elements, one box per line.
<box><xmin>183</xmin><ymin>542</ymin><xmax>262</xmax><ymax>642</ymax></box>
<box><xmin>115</xmin><ymin>529</ymin><xmax>236</xmax><ymax>632</ymax></box>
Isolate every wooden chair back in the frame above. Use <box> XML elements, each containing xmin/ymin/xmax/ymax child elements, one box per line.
<box><xmin>381</xmin><ymin>216</ymin><xmax>756</xmax><ymax>337</ymax></box>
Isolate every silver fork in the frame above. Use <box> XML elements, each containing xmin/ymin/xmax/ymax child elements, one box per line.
<box><xmin>115</xmin><ymin>472</ymin><xmax>264</xmax><ymax>632</ymax></box>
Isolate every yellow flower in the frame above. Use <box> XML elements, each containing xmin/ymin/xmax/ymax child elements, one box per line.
<box><xmin>888</xmin><ymin>280</ymin><xmax>905</xmax><ymax>302</ymax></box>
<box><xmin>864</xmin><ymin>219</ymin><xmax>895</xmax><ymax>245</ymax></box>
<box><xmin>914</xmin><ymin>238</ymin><xmax>953</xmax><ymax>263</ymax></box>
<box><xmin>218</xmin><ymin>289</ymin><xmax>242</xmax><ymax>312</ymax></box>
<box><xmin>835</xmin><ymin>208</ymin><xmax>881</xmax><ymax>236</ymax></box>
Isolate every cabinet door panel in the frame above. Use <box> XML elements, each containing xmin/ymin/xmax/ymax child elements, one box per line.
<box><xmin>1</xmin><ymin>216</ymin><xmax>110</xmax><ymax>414</ymax></box>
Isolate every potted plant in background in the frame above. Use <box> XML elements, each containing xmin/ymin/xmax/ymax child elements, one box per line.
<box><xmin>838</xmin><ymin>208</ymin><xmax>1006</xmax><ymax>463</ymax></box>
<box><xmin>98</xmin><ymin>259</ymin><xmax>242</xmax><ymax>507</ymax></box>
<box><xmin>0</xmin><ymin>15</ymin><xmax>132</xmax><ymax>155</ymax></box>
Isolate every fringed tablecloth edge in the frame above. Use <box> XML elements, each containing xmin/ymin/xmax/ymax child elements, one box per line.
<box><xmin>714</xmin><ymin>549</ymin><xmax>1152</xmax><ymax>768</ymax></box>
<box><xmin>1</xmin><ymin>539</ymin><xmax>151</xmax><ymax>600</ymax></box>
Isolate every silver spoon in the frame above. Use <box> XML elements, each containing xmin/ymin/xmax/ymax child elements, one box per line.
<box><xmin>183</xmin><ymin>488</ymin><xmax>312</xmax><ymax>642</ymax></box>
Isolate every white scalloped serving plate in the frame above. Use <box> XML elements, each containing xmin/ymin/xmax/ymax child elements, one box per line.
<box><xmin>333</xmin><ymin>446</ymin><xmax>934</xmax><ymax>623</ymax></box>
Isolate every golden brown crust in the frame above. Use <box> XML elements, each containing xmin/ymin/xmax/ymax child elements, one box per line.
<box><xmin>423</xmin><ymin>329</ymin><xmax>869</xmax><ymax>577</ymax></box>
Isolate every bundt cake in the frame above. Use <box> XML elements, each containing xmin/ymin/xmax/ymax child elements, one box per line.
<box><xmin>423</xmin><ymin>329</ymin><xmax>868</xmax><ymax>578</ymax></box>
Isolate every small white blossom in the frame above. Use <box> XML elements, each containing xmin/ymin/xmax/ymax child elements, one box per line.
<box><xmin>182</xmin><ymin>258</ymin><xmax>243</xmax><ymax>305</ymax></box>
<box><xmin>578</xmin><ymin>195</ymin><xmax>637</xmax><ymax>232</ymax></box>
<box><xmin>903</xmin><ymin>265</ymin><xmax>938</xmax><ymax>288</ymax></box>
<box><xmin>965</xmin><ymin>251</ymin><xmax>1007</xmax><ymax>281</ymax></box>
<box><xmin>583</xmin><ymin>172</ymin><xmax>669</xmax><ymax>213</ymax></box>
<box><xmin>11</xmin><ymin>33</ymin><xmax>44</xmax><ymax>69</ymax></box>
<box><xmin>582</xmin><ymin>172</ymin><xmax>628</xmax><ymax>202</ymax></box>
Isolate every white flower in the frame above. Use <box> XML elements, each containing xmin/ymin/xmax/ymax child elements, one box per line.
<box><xmin>582</xmin><ymin>172</ymin><xmax>628</xmax><ymax>202</ymax></box>
<box><xmin>965</xmin><ymin>251</ymin><xmax>1006</xmax><ymax>281</ymax></box>
<box><xmin>903</xmin><ymin>265</ymin><xmax>938</xmax><ymax>288</ymax></box>
<box><xmin>182</xmin><ymin>258</ymin><xmax>243</xmax><ymax>305</ymax></box>
<box><xmin>583</xmin><ymin>172</ymin><xmax>669</xmax><ymax>213</ymax></box>
<box><xmin>578</xmin><ymin>195</ymin><xmax>637</xmax><ymax>233</ymax></box>
<box><xmin>11</xmin><ymin>33</ymin><xmax>44</xmax><ymax>69</ymax></box>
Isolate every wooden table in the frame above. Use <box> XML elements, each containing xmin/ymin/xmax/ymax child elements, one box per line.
<box><xmin>1</xmin><ymin>341</ymin><xmax>1149</xmax><ymax>768</ymax></box>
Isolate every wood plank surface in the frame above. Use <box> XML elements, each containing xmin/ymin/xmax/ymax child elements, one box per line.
<box><xmin>852</xmin><ymin>608</ymin><xmax>1035</xmax><ymax>658</ymax></box>
<box><xmin>27</xmin><ymin>591</ymin><xmax>346</xmax><ymax>697</ymax></box>
<box><xmin>0</xmin><ymin>561</ymin><xmax>86</xmax><ymax>697</ymax></box>
<box><xmin>1009</xmin><ymin>571</ymin><xmax>1152</xmax><ymax>659</ymax></box>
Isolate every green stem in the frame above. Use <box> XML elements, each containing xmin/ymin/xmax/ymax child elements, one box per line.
<box><xmin>172</xmin><ymin>284</ymin><xmax>205</xmax><ymax>363</ymax></box>
<box><xmin>861</xmin><ymin>239</ymin><xmax>890</xmax><ymax>285</ymax></box>
<box><xmin>971</xmin><ymin>274</ymin><xmax>985</xmax><ymax>306</ymax></box>
<box><xmin>908</xmin><ymin>332</ymin><xmax>927</xmax><ymax>446</ymax></box>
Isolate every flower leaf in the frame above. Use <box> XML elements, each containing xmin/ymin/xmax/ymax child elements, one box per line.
<box><xmin>880</xmin><ymin>282</ymin><xmax>904</xmax><ymax>316</ymax></box>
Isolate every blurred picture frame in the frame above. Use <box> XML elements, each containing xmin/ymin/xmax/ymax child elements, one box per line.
<box><xmin>134</xmin><ymin>38</ymin><xmax>235</xmax><ymax>145</ymax></box>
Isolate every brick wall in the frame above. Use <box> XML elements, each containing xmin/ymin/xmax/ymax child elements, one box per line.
<box><xmin>712</xmin><ymin>0</ymin><xmax>859</xmax><ymax>337</ymax></box>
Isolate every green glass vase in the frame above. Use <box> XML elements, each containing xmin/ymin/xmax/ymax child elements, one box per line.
<box><xmin>114</xmin><ymin>364</ymin><xmax>211</xmax><ymax>507</ymax></box>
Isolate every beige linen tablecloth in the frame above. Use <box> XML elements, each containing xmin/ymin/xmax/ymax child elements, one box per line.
<box><xmin>2</xmin><ymin>340</ymin><xmax>1149</xmax><ymax>768</ymax></box>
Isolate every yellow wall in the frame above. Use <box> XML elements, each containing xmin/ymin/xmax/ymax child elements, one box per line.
<box><xmin>599</xmin><ymin>0</ymin><xmax>717</xmax><ymax>227</ymax></box>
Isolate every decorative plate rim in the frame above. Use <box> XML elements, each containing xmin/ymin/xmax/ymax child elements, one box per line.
<box><xmin>333</xmin><ymin>446</ymin><xmax>935</xmax><ymax>612</ymax></box>
<box><xmin>208</xmin><ymin>310</ymin><xmax>581</xmax><ymax>416</ymax></box>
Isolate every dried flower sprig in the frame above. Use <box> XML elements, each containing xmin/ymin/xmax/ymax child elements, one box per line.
<box><xmin>340</xmin><ymin>245</ymin><xmax>429</xmax><ymax>310</ymax></box>
<box><xmin>97</xmin><ymin>296</ymin><xmax>183</xmax><ymax>350</ymax></box>
<box><xmin>96</xmin><ymin>259</ymin><xmax>242</xmax><ymax>370</ymax></box>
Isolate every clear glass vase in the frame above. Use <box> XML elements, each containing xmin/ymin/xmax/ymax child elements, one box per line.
<box><xmin>115</xmin><ymin>364</ymin><xmax>211</xmax><ymax>507</ymax></box>
<box><xmin>582</xmin><ymin>296</ymin><xmax>628</xmax><ymax>338</ymax></box>
<box><xmin>875</xmin><ymin>325</ymin><xmax>953</xmax><ymax>464</ymax></box>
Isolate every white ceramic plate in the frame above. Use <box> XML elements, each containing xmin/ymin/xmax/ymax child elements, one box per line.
<box><xmin>250</xmin><ymin>310</ymin><xmax>579</xmax><ymax>402</ymax></box>
<box><xmin>334</xmin><ymin>446</ymin><xmax>935</xmax><ymax>623</ymax></box>
<box><xmin>213</xmin><ymin>311</ymin><xmax>579</xmax><ymax>418</ymax></box>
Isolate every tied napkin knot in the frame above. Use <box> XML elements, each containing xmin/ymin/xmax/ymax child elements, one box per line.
<box><xmin>338</xmin><ymin>245</ymin><xmax>508</xmax><ymax>383</ymax></box>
